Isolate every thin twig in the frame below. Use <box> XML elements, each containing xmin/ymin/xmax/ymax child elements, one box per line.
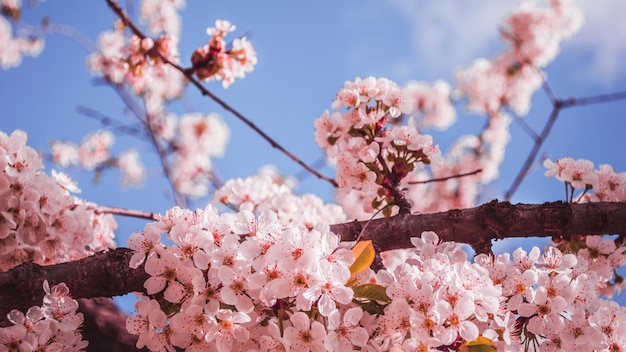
<box><xmin>105</xmin><ymin>0</ymin><xmax>338</xmax><ymax>188</ymax></box>
<box><xmin>560</xmin><ymin>90</ymin><xmax>626</xmax><ymax>108</ymax></box>
<box><xmin>17</xmin><ymin>23</ymin><xmax>97</xmax><ymax>53</ymax></box>
<box><xmin>86</xmin><ymin>204</ymin><xmax>157</xmax><ymax>220</ymax></box>
<box><xmin>513</xmin><ymin>115</ymin><xmax>539</xmax><ymax>142</ymax></box>
<box><xmin>407</xmin><ymin>168</ymin><xmax>483</xmax><ymax>185</ymax></box>
<box><xmin>294</xmin><ymin>155</ymin><xmax>329</xmax><ymax>182</ymax></box>
<box><xmin>76</xmin><ymin>105</ymin><xmax>148</xmax><ymax>140</ymax></box>
<box><xmin>505</xmin><ymin>88</ymin><xmax>626</xmax><ymax>201</ymax></box>
<box><xmin>108</xmin><ymin>83</ymin><xmax>187</xmax><ymax>207</ymax></box>
<box><xmin>505</xmin><ymin>105</ymin><xmax>561</xmax><ymax>201</ymax></box>
<box><xmin>541</xmin><ymin>80</ymin><xmax>559</xmax><ymax>105</ymax></box>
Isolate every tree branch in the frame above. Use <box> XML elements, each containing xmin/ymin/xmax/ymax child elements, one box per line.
<box><xmin>0</xmin><ymin>248</ymin><xmax>148</xmax><ymax>319</ymax></box>
<box><xmin>2</xmin><ymin>201</ymin><xmax>625</xmax><ymax>318</ymax></box>
<box><xmin>407</xmin><ymin>168</ymin><xmax>482</xmax><ymax>185</ymax></box>
<box><xmin>334</xmin><ymin>200</ymin><xmax>626</xmax><ymax>256</ymax></box>
<box><xmin>104</xmin><ymin>0</ymin><xmax>338</xmax><ymax>188</ymax></box>
<box><xmin>504</xmin><ymin>104</ymin><xmax>561</xmax><ymax>201</ymax></box>
<box><xmin>504</xmin><ymin>83</ymin><xmax>626</xmax><ymax>201</ymax></box>
<box><xmin>78</xmin><ymin>298</ymin><xmax>143</xmax><ymax>352</ymax></box>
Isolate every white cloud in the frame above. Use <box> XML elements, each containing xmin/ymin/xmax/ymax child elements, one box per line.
<box><xmin>569</xmin><ymin>0</ymin><xmax>626</xmax><ymax>86</ymax></box>
<box><xmin>381</xmin><ymin>0</ymin><xmax>626</xmax><ymax>85</ymax></box>
<box><xmin>387</xmin><ymin>0</ymin><xmax>518</xmax><ymax>79</ymax></box>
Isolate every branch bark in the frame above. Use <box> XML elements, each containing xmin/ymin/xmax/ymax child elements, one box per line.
<box><xmin>0</xmin><ymin>248</ymin><xmax>148</xmax><ymax>319</ymax></box>
<box><xmin>333</xmin><ymin>200</ymin><xmax>626</xmax><ymax>258</ymax></box>
<box><xmin>1</xmin><ymin>201</ymin><xmax>625</xmax><ymax>318</ymax></box>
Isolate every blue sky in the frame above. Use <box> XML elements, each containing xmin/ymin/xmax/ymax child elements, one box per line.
<box><xmin>2</xmin><ymin>1</ymin><xmax>626</xmax><ymax>311</ymax></box>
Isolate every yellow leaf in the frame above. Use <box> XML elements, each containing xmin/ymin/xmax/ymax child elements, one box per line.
<box><xmin>349</xmin><ymin>240</ymin><xmax>375</xmax><ymax>280</ymax></box>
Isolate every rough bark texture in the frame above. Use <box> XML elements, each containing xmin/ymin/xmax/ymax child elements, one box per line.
<box><xmin>332</xmin><ymin>200</ymin><xmax>626</xmax><ymax>257</ymax></box>
<box><xmin>1</xmin><ymin>201</ymin><xmax>625</xmax><ymax>349</ymax></box>
<box><xmin>0</xmin><ymin>248</ymin><xmax>149</xmax><ymax>319</ymax></box>
<box><xmin>78</xmin><ymin>298</ymin><xmax>145</xmax><ymax>352</ymax></box>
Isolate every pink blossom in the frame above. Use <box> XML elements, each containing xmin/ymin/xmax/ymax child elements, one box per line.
<box><xmin>586</xmin><ymin>164</ymin><xmax>626</xmax><ymax>201</ymax></box>
<box><xmin>191</xmin><ymin>20</ymin><xmax>257</xmax><ymax>88</ymax></box>
<box><xmin>324</xmin><ymin>307</ymin><xmax>369</xmax><ymax>350</ymax></box>
<box><xmin>143</xmin><ymin>249</ymin><xmax>183</xmax><ymax>299</ymax></box>
<box><xmin>51</xmin><ymin>170</ymin><xmax>81</xmax><ymax>194</ymax></box>
<box><xmin>0</xmin><ymin>16</ymin><xmax>44</xmax><ymax>70</ymax></box>
<box><xmin>126</xmin><ymin>296</ymin><xmax>170</xmax><ymax>351</ymax></box>
<box><xmin>170</xmin><ymin>304</ymin><xmax>214</xmax><ymax>341</ymax></box>
<box><xmin>117</xmin><ymin>149</ymin><xmax>145</xmax><ymax>187</ymax></box>
<box><xmin>561</xmin><ymin>158</ymin><xmax>595</xmax><ymax>189</ymax></box>
<box><xmin>205</xmin><ymin>309</ymin><xmax>251</xmax><ymax>352</ymax></box>
<box><xmin>404</xmin><ymin>80</ymin><xmax>456</xmax><ymax>130</ymax></box>
<box><xmin>50</xmin><ymin>141</ymin><xmax>79</xmax><ymax>168</ymax></box>
<box><xmin>518</xmin><ymin>286</ymin><xmax>568</xmax><ymax>335</ymax></box>
<box><xmin>336</xmin><ymin>154</ymin><xmax>377</xmax><ymax>193</ymax></box>
<box><xmin>283</xmin><ymin>311</ymin><xmax>326</xmax><ymax>352</ymax></box>
<box><xmin>77</xmin><ymin>130</ymin><xmax>114</xmax><ymax>170</ymax></box>
<box><xmin>218</xmin><ymin>263</ymin><xmax>255</xmax><ymax>313</ymax></box>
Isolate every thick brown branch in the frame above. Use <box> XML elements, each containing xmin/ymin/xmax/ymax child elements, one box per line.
<box><xmin>334</xmin><ymin>201</ymin><xmax>626</xmax><ymax>254</ymax></box>
<box><xmin>0</xmin><ymin>248</ymin><xmax>149</xmax><ymax>319</ymax></box>
<box><xmin>2</xmin><ymin>201</ymin><xmax>625</xmax><ymax>318</ymax></box>
<box><xmin>78</xmin><ymin>298</ymin><xmax>143</xmax><ymax>352</ymax></box>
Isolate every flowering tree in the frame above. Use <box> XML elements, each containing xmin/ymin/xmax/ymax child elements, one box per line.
<box><xmin>1</xmin><ymin>0</ymin><xmax>626</xmax><ymax>351</ymax></box>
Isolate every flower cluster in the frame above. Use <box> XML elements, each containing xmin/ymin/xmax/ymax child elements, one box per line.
<box><xmin>403</xmin><ymin>80</ymin><xmax>456</xmax><ymax>130</ymax></box>
<box><xmin>214</xmin><ymin>166</ymin><xmax>346</xmax><ymax>228</ymax></box>
<box><xmin>0</xmin><ymin>6</ymin><xmax>44</xmax><ymax>70</ymax></box>
<box><xmin>476</xmin><ymin>240</ymin><xmax>626</xmax><ymax>351</ymax></box>
<box><xmin>0</xmin><ymin>130</ymin><xmax>117</xmax><ymax>271</ymax></box>
<box><xmin>374</xmin><ymin>231</ymin><xmax>504</xmax><ymax>350</ymax></box>
<box><xmin>1</xmin><ymin>0</ymin><xmax>21</xmax><ymax>21</ymax></box>
<box><xmin>83</xmin><ymin>13</ymin><xmax>257</xmax><ymax>199</ymax></box>
<box><xmin>455</xmin><ymin>0</ymin><xmax>582</xmax><ymax>116</ymax></box>
<box><xmin>126</xmin><ymin>205</ymin><xmax>626</xmax><ymax>352</ymax></box>
<box><xmin>88</xmin><ymin>24</ymin><xmax>184</xmax><ymax>108</ymax></box>
<box><xmin>139</xmin><ymin>0</ymin><xmax>185</xmax><ymax>37</ymax></box>
<box><xmin>190</xmin><ymin>20</ymin><xmax>257</xmax><ymax>88</ymax></box>
<box><xmin>315</xmin><ymin>76</ymin><xmax>441</xmax><ymax>216</ymax></box>
<box><xmin>51</xmin><ymin>130</ymin><xmax>145</xmax><ymax>188</ymax></box>
<box><xmin>126</xmin><ymin>204</ymin><xmax>355</xmax><ymax>351</ymax></box>
<box><xmin>357</xmin><ymin>0</ymin><xmax>583</xmax><ymax>217</ymax></box>
<box><xmin>544</xmin><ymin>157</ymin><xmax>626</xmax><ymax>202</ymax></box>
<box><xmin>0</xmin><ymin>281</ymin><xmax>87</xmax><ymax>351</ymax></box>
<box><xmin>171</xmin><ymin>113</ymin><xmax>230</xmax><ymax>197</ymax></box>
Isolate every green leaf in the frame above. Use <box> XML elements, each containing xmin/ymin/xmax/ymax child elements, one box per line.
<box><xmin>352</xmin><ymin>283</ymin><xmax>391</xmax><ymax>303</ymax></box>
<box><xmin>353</xmin><ymin>298</ymin><xmax>387</xmax><ymax>315</ymax></box>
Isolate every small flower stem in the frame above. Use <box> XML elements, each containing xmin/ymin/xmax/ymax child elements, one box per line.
<box><xmin>407</xmin><ymin>169</ymin><xmax>482</xmax><ymax>185</ymax></box>
<box><xmin>83</xmin><ymin>204</ymin><xmax>157</xmax><ymax>220</ymax></box>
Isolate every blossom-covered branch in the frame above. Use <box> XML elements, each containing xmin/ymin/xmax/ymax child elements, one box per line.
<box><xmin>333</xmin><ymin>200</ymin><xmax>626</xmax><ymax>253</ymax></box>
<box><xmin>104</xmin><ymin>0</ymin><xmax>339</xmax><ymax>188</ymax></box>
<box><xmin>0</xmin><ymin>248</ymin><xmax>147</xmax><ymax>319</ymax></box>
<box><xmin>2</xmin><ymin>200</ymin><xmax>624</xmax><ymax>318</ymax></box>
